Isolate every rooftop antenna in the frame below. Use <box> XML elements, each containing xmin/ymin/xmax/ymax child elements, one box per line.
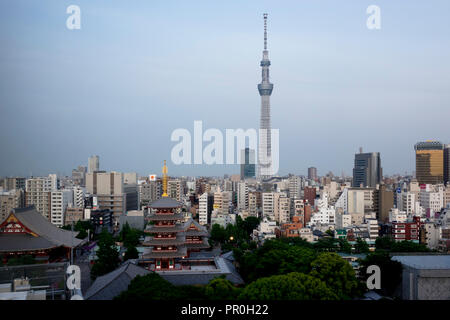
<box><xmin>263</xmin><ymin>13</ymin><xmax>268</xmax><ymax>50</ymax></box>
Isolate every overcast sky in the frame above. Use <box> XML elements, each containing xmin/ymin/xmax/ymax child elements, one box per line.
<box><xmin>1</xmin><ymin>0</ymin><xmax>449</xmax><ymax>178</ymax></box>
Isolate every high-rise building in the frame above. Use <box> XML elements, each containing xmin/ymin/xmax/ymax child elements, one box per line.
<box><xmin>352</xmin><ymin>150</ymin><xmax>382</xmax><ymax>188</ymax></box>
<box><xmin>237</xmin><ymin>182</ymin><xmax>249</xmax><ymax>210</ymax></box>
<box><xmin>240</xmin><ymin>148</ymin><xmax>256</xmax><ymax>180</ymax></box>
<box><xmin>25</xmin><ymin>175</ymin><xmax>58</xmax><ymax>220</ymax></box>
<box><xmin>139</xmin><ymin>180</ymin><xmax>162</xmax><ymax>207</ymax></box>
<box><xmin>0</xmin><ymin>189</ymin><xmax>25</xmax><ymax>222</ymax></box>
<box><xmin>72</xmin><ymin>166</ymin><xmax>87</xmax><ymax>186</ymax></box>
<box><xmin>304</xmin><ymin>186</ymin><xmax>317</xmax><ymax>207</ymax></box>
<box><xmin>248</xmin><ymin>191</ymin><xmax>259</xmax><ymax>217</ymax></box>
<box><xmin>86</xmin><ymin>171</ymin><xmax>127</xmax><ymax>225</ymax></box>
<box><xmin>444</xmin><ymin>144</ymin><xmax>450</xmax><ymax>186</ymax></box>
<box><xmin>0</xmin><ymin>177</ymin><xmax>25</xmax><ymax>191</ymax></box>
<box><xmin>168</xmin><ymin>179</ymin><xmax>185</xmax><ymax>202</ymax></box>
<box><xmin>288</xmin><ymin>176</ymin><xmax>301</xmax><ymax>199</ymax></box>
<box><xmin>198</xmin><ymin>192</ymin><xmax>209</xmax><ymax>225</ymax></box>
<box><xmin>308</xmin><ymin>167</ymin><xmax>317</xmax><ymax>180</ymax></box>
<box><xmin>258</xmin><ymin>13</ymin><xmax>274</xmax><ymax>179</ymax></box>
<box><xmin>374</xmin><ymin>185</ymin><xmax>394</xmax><ymax>223</ymax></box>
<box><xmin>415</xmin><ymin>141</ymin><xmax>444</xmax><ymax>185</ymax></box>
<box><xmin>50</xmin><ymin>189</ymin><xmax>73</xmax><ymax>227</ymax></box>
<box><xmin>88</xmin><ymin>155</ymin><xmax>99</xmax><ymax>174</ymax></box>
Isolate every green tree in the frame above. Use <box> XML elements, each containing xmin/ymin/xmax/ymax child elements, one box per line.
<box><xmin>115</xmin><ymin>273</ymin><xmax>181</xmax><ymax>300</ymax></box>
<box><xmin>204</xmin><ymin>276</ymin><xmax>240</xmax><ymax>300</ymax></box>
<box><xmin>238</xmin><ymin>240</ymin><xmax>317</xmax><ymax>283</ymax></box>
<box><xmin>314</xmin><ymin>236</ymin><xmax>339</xmax><ymax>252</ymax></box>
<box><xmin>309</xmin><ymin>252</ymin><xmax>360</xmax><ymax>299</ymax></box>
<box><xmin>238</xmin><ymin>272</ymin><xmax>338</xmax><ymax>300</ymax></box>
<box><xmin>355</xmin><ymin>238</ymin><xmax>370</xmax><ymax>254</ymax></box>
<box><xmin>358</xmin><ymin>252</ymin><xmax>403</xmax><ymax>296</ymax></box>
<box><xmin>124</xmin><ymin>246</ymin><xmax>139</xmax><ymax>261</ymax></box>
<box><xmin>375</xmin><ymin>237</ymin><xmax>429</xmax><ymax>253</ymax></box>
<box><xmin>242</xmin><ymin>217</ymin><xmax>260</xmax><ymax>236</ymax></box>
<box><xmin>210</xmin><ymin>224</ymin><xmax>227</xmax><ymax>244</ymax></box>
<box><xmin>337</xmin><ymin>238</ymin><xmax>352</xmax><ymax>253</ymax></box>
<box><xmin>90</xmin><ymin>229</ymin><xmax>120</xmax><ymax>280</ymax></box>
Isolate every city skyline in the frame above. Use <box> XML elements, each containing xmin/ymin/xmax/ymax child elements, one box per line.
<box><xmin>1</xmin><ymin>1</ymin><xmax>450</xmax><ymax>177</ymax></box>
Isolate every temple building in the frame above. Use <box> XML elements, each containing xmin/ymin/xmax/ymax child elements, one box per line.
<box><xmin>141</xmin><ymin>161</ymin><xmax>210</xmax><ymax>270</ymax></box>
<box><xmin>0</xmin><ymin>206</ymin><xmax>84</xmax><ymax>264</ymax></box>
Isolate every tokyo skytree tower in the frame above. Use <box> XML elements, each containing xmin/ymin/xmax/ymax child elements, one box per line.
<box><xmin>258</xmin><ymin>13</ymin><xmax>274</xmax><ymax>178</ymax></box>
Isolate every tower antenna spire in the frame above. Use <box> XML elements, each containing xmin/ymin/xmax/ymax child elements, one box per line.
<box><xmin>263</xmin><ymin>13</ymin><xmax>268</xmax><ymax>50</ymax></box>
<box><xmin>162</xmin><ymin>160</ymin><xmax>168</xmax><ymax>197</ymax></box>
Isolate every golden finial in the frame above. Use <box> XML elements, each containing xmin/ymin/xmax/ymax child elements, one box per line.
<box><xmin>162</xmin><ymin>160</ymin><xmax>168</xmax><ymax>197</ymax></box>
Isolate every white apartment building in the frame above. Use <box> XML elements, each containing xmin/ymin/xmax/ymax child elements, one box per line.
<box><xmin>198</xmin><ymin>192</ymin><xmax>208</xmax><ymax>225</ymax></box>
<box><xmin>420</xmin><ymin>188</ymin><xmax>444</xmax><ymax>216</ymax></box>
<box><xmin>389</xmin><ymin>208</ymin><xmax>407</xmax><ymax>223</ymax></box>
<box><xmin>366</xmin><ymin>218</ymin><xmax>379</xmax><ymax>240</ymax></box>
<box><xmin>275</xmin><ymin>195</ymin><xmax>290</xmax><ymax>224</ymax></box>
<box><xmin>310</xmin><ymin>206</ymin><xmax>336</xmax><ymax>225</ymax></box>
<box><xmin>237</xmin><ymin>182</ymin><xmax>248</xmax><ymax>211</ymax></box>
<box><xmin>50</xmin><ymin>189</ymin><xmax>73</xmax><ymax>227</ymax></box>
<box><xmin>335</xmin><ymin>188</ymin><xmax>374</xmax><ymax>215</ymax></box>
<box><xmin>25</xmin><ymin>175</ymin><xmax>59</xmax><ymax>219</ymax></box>
<box><xmin>336</xmin><ymin>212</ymin><xmax>352</xmax><ymax>229</ymax></box>
<box><xmin>72</xmin><ymin>186</ymin><xmax>85</xmax><ymax>208</ymax></box>
<box><xmin>288</xmin><ymin>176</ymin><xmax>301</xmax><ymax>199</ymax></box>
<box><xmin>397</xmin><ymin>191</ymin><xmax>422</xmax><ymax>216</ymax></box>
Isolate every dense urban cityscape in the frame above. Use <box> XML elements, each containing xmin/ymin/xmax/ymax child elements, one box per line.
<box><xmin>1</xmin><ymin>1</ymin><xmax>450</xmax><ymax>308</ymax></box>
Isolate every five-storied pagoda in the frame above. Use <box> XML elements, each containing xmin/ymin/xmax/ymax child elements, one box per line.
<box><xmin>141</xmin><ymin>161</ymin><xmax>209</xmax><ymax>270</ymax></box>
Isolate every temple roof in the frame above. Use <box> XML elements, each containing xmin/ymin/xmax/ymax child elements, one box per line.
<box><xmin>142</xmin><ymin>246</ymin><xmax>187</xmax><ymax>259</ymax></box>
<box><xmin>0</xmin><ymin>206</ymin><xmax>84</xmax><ymax>252</ymax></box>
<box><xmin>149</xmin><ymin>197</ymin><xmax>182</xmax><ymax>209</ymax></box>
<box><xmin>183</xmin><ymin>218</ymin><xmax>209</xmax><ymax>236</ymax></box>
<box><xmin>142</xmin><ymin>234</ymin><xmax>186</xmax><ymax>246</ymax></box>
<box><xmin>84</xmin><ymin>260</ymin><xmax>149</xmax><ymax>300</ymax></box>
<box><xmin>147</xmin><ymin>213</ymin><xmax>184</xmax><ymax>221</ymax></box>
<box><xmin>145</xmin><ymin>224</ymin><xmax>185</xmax><ymax>233</ymax></box>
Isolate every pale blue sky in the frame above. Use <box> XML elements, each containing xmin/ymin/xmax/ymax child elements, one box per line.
<box><xmin>1</xmin><ymin>1</ymin><xmax>449</xmax><ymax>177</ymax></box>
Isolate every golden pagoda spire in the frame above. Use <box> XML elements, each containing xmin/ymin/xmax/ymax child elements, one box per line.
<box><xmin>162</xmin><ymin>160</ymin><xmax>168</xmax><ymax>197</ymax></box>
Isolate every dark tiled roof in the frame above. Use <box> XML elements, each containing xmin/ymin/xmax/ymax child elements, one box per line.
<box><xmin>159</xmin><ymin>257</ymin><xmax>244</xmax><ymax>286</ymax></box>
<box><xmin>0</xmin><ymin>207</ymin><xmax>84</xmax><ymax>251</ymax></box>
<box><xmin>143</xmin><ymin>234</ymin><xmax>186</xmax><ymax>246</ymax></box>
<box><xmin>84</xmin><ymin>260</ymin><xmax>150</xmax><ymax>300</ymax></box>
<box><xmin>147</xmin><ymin>213</ymin><xmax>184</xmax><ymax>221</ymax></box>
<box><xmin>142</xmin><ymin>246</ymin><xmax>187</xmax><ymax>259</ymax></box>
<box><xmin>145</xmin><ymin>224</ymin><xmax>185</xmax><ymax>233</ymax></box>
<box><xmin>185</xmin><ymin>238</ymin><xmax>210</xmax><ymax>249</ymax></box>
<box><xmin>149</xmin><ymin>197</ymin><xmax>182</xmax><ymax>209</ymax></box>
<box><xmin>0</xmin><ymin>234</ymin><xmax>56</xmax><ymax>252</ymax></box>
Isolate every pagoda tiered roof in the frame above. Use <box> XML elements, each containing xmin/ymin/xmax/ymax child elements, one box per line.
<box><xmin>149</xmin><ymin>197</ymin><xmax>183</xmax><ymax>209</ymax></box>
<box><xmin>147</xmin><ymin>213</ymin><xmax>184</xmax><ymax>221</ymax></box>
<box><xmin>142</xmin><ymin>246</ymin><xmax>187</xmax><ymax>259</ymax></box>
<box><xmin>185</xmin><ymin>238</ymin><xmax>210</xmax><ymax>250</ymax></box>
<box><xmin>183</xmin><ymin>218</ymin><xmax>209</xmax><ymax>237</ymax></box>
<box><xmin>145</xmin><ymin>224</ymin><xmax>185</xmax><ymax>233</ymax></box>
<box><xmin>143</xmin><ymin>234</ymin><xmax>186</xmax><ymax>246</ymax></box>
